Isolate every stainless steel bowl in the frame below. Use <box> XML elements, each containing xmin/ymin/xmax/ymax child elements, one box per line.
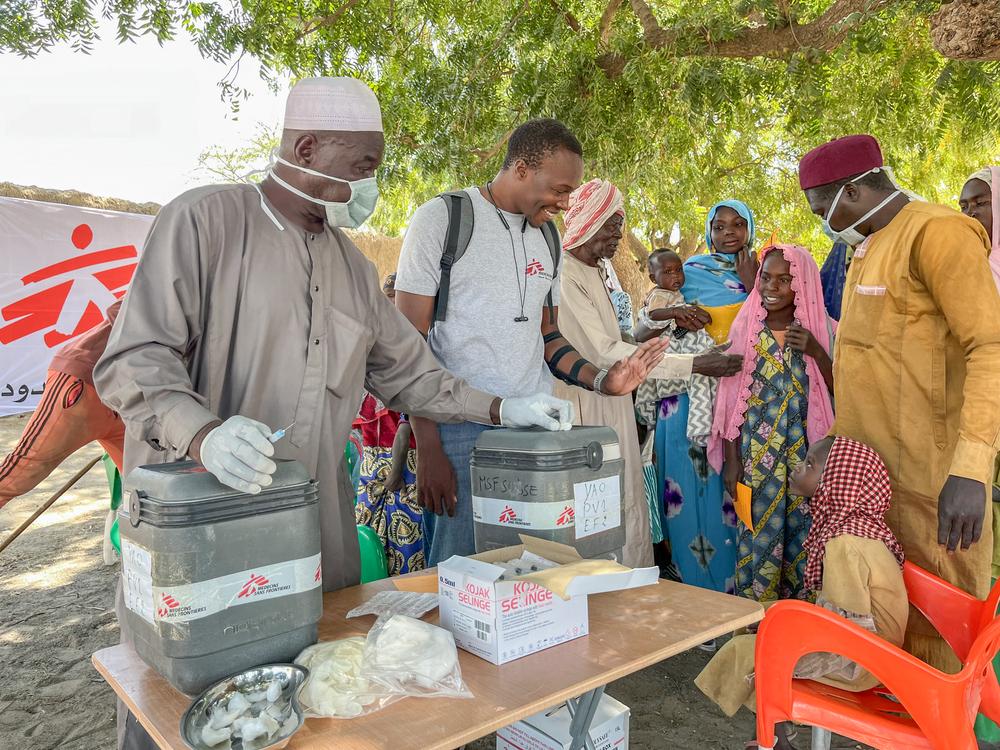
<box><xmin>180</xmin><ymin>664</ymin><xmax>309</xmax><ymax>750</ymax></box>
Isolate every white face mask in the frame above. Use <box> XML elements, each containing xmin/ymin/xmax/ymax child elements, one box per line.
<box><xmin>268</xmin><ymin>155</ymin><xmax>379</xmax><ymax>229</ymax></box>
<box><xmin>821</xmin><ymin>167</ymin><xmax>900</xmax><ymax>247</ymax></box>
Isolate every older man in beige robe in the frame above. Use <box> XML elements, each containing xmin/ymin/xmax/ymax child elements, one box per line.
<box><xmin>95</xmin><ymin>77</ymin><xmax>574</xmax><ymax>749</ymax></box>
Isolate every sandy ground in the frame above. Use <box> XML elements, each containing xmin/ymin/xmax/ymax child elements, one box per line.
<box><xmin>0</xmin><ymin>413</ymin><xmax>121</xmax><ymax>749</ymax></box>
<box><xmin>0</xmin><ymin>413</ymin><xmax>870</xmax><ymax>750</ymax></box>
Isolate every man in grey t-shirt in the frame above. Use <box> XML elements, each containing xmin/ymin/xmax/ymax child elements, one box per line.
<box><xmin>396</xmin><ymin>184</ymin><xmax>557</xmax><ymax>398</ymax></box>
<box><xmin>396</xmin><ymin>119</ymin><xmax>675</xmax><ymax>565</ymax></box>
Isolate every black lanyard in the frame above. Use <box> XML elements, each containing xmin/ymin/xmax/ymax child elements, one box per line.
<box><xmin>486</xmin><ymin>182</ymin><xmax>530</xmax><ymax>323</ymax></box>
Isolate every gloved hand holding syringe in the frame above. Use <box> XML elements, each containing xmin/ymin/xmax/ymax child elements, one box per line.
<box><xmin>198</xmin><ymin>416</ymin><xmax>293</xmax><ymax>495</ymax></box>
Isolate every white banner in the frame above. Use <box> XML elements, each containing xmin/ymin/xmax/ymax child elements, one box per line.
<box><xmin>0</xmin><ymin>197</ymin><xmax>154</xmax><ymax>416</ymax></box>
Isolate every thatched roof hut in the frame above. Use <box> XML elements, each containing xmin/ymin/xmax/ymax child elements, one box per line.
<box><xmin>0</xmin><ymin>181</ymin><xmax>405</xmax><ymax>280</ymax></box>
<box><xmin>0</xmin><ymin>182</ymin><xmax>161</xmax><ymax>215</ymax></box>
<box><xmin>0</xmin><ymin>182</ymin><xmax>650</xmax><ymax>307</ymax></box>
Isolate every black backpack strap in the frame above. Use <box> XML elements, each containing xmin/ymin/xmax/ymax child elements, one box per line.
<box><xmin>540</xmin><ymin>220</ymin><xmax>562</xmax><ymax>324</ymax></box>
<box><xmin>433</xmin><ymin>191</ymin><xmax>475</xmax><ymax>323</ymax></box>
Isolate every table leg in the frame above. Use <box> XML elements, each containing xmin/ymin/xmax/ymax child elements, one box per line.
<box><xmin>810</xmin><ymin>726</ymin><xmax>832</xmax><ymax>750</ymax></box>
<box><xmin>565</xmin><ymin>685</ymin><xmax>605</xmax><ymax>750</ymax></box>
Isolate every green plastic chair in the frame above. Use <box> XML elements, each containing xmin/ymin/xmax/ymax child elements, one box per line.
<box><xmin>345</xmin><ymin>433</ymin><xmax>362</xmax><ymax>492</ymax></box>
<box><xmin>348</xmin><ymin>433</ymin><xmax>388</xmax><ymax>582</ymax></box>
<box><xmin>357</xmin><ymin>525</ymin><xmax>389</xmax><ymax>583</ymax></box>
<box><xmin>102</xmin><ymin>452</ymin><xmax>123</xmax><ymax>556</ymax></box>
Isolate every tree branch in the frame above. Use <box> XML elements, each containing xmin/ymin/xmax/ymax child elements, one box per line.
<box><xmin>547</xmin><ymin>0</ymin><xmax>582</xmax><ymax>33</ymax></box>
<box><xmin>298</xmin><ymin>0</ymin><xmax>362</xmax><ymax>39</ymax></box>
<box><xmin>629</xmin><ymin>0</ymin><xmax>673</xmax><ymax>48</ymax></box>
<box><xmin>466</xmin><ymin>0</ymin><xmax>530</xmax><ymax>86</ymax></box>
<box><xmin>599</xmin><ymin>0</ymin><xmax>625</xmax><ymax>46</ymax></box>
<box><xmin>471</xmin><ymin>128</ymin><xmax>515</xmax><ymax>165</ymax></box>
<box><xmin>619</xmin><ymin>0</ymin><xmax>893</xmax><ymax>62</ymax></box>
<box><xmin>711</xmin><ymin>0</ymin><xmax>892</xmax><ymax>57</ymax></box>
<box><xmin>712</xmin><ymin>158</ymin><xmax>771</xmax><ymax>180</ymax></box>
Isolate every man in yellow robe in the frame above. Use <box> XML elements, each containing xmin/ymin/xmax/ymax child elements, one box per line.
<box><xmin>798</xmin><ymin>134</ymin><xmax>1000</xmax><ymax>667</ymax></box>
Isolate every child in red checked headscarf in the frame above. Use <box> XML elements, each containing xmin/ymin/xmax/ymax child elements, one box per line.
<box><xmin>695</xmin><ymin>435</ymin><xmax>907</xmax><ymax>750</ymax></box>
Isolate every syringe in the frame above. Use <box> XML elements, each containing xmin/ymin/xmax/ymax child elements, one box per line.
<box><xmin>268</xmin><ymin>421</ymin><xmax>296</xmax><ymax>443</ymax></box>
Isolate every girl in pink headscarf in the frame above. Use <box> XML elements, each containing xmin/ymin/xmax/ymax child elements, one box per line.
<box><xmin>708</xmin><ymin>244</ymin><xmax>836</xmax><ymax>602</ymax></box>
<box><xmin>959</xmin><ymin>167</ymin><xmax>1000</xmax><ymax>292</ymax></box>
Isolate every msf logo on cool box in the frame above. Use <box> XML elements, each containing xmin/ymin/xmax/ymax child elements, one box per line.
<box><xmin>237</xmin><ymin>573</ymin><xmax>270</xmax><ymax>599</ymax></box>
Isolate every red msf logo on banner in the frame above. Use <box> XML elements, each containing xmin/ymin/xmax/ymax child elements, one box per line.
<box><xmin>0</xmin><ymin>222</ymin><xmax>137</xmax><ymax>348</ymax></box>
<box><xmin>556</xmin><ymin>506</ymin><xmax>575</xmax><ymax>526</ymax></box>
<box><xmin>498</xmin><ymin>505</ymin><xmax>517</xmax><ymax>524</ymax></box>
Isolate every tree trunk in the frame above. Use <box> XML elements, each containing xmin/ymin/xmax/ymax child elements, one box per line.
<box><xmin>678</xmin><ymin>233</ymin><xmax>704</xmax><ymax>260</ymax></box>
<box><xmin>625</xmin><ymin>229</ymin><xmax>650</xmax><ymax>267</ymax></box>
<box><xmin>611</xmin><ymin>229</ymin><xmax>654</xmax><ymax>310</ymax></box>
<box><xmin>930</xmin><ymin>0</ymin><xmax>1000</xmax><ymax>60</ymax></box>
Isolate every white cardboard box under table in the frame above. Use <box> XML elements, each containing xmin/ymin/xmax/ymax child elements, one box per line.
<box><xmin>496</xmin><ymin>694</ymin><xmax>630</xmax><ymax>750</ymax></box>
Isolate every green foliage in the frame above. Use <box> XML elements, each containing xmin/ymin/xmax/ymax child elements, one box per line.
<box><xmin>195</xmin><ymin>123</ymin><xmax>279</xmax><ymax>183</ymax></box>
<box><xmin>9</xmin><ymin>0</ymin><xmax>1000</xmax><ymax>256</ymax></box>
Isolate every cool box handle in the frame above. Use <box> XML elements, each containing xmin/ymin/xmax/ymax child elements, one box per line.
<box><xmin>586</xmin><ymin>441</ymin><xmax>604</xmax><ymax>470</ymax></box>
<box><xmin>128</xmin><ymin>489</ymin><xmax>146</xmax><ymax>527</ymax></box>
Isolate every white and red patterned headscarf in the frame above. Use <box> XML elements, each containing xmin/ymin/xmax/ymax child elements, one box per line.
<box><xmin>803</xmin><ymin>436</ymin><xmax>904</xmax><ymax>590</ymax></box>
<box><xmin>563</xmin><ymin>179</ymin><xmax>634</xmax><ymax>331</ymax></box>
<box><xmin>562</xmin><ymin>178</ymin><xmax>624</xmax><ymax>251</ymax></box>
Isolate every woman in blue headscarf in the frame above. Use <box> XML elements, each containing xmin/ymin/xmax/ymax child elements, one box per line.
<box><xmin>654</xmin><ymin>200</ymin><xmax>756</xmax><ymax>608</ymax></box>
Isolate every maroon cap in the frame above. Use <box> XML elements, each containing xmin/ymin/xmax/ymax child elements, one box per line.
<box><xmin>798</xmin><ymin>135</ymin><xmax>884</xmax><ymax>190</ymax></box>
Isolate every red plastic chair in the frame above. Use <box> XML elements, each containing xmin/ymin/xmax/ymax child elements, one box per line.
<box><xmin>754</xmin><ymin>599</ymin><xmax>1000</xmax><ymax>749</ymax></box>
<box><xmin>755</xmin><ymin>601</ymin><xmax>1000</xmax><ymax>750</ymax></box>
<box><xmin>755</xmin><ymin>562</ymin><xmax>1000</xmax><ymax>747</ymax></box>
<box><xmin>902</xmin><ymin>561</ymin><xmax>1000</xmax><ymax>723</ymax></box>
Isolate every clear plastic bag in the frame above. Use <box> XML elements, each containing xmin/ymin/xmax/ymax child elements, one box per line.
<box><xmin>361</xmin><ymin>615</ymin><xmax>472</xmax><ymax>699</ymax></box>
<box><xmin>294</xmin><ymin>637</ymin><xmax>393</xmax><ymax>718</ymax></box>
<box><xmin>345</xmin><ymin>591</ymin><xmax>438</xmax><ymax>620</ymax></box>
<box><xmin>293</xmin><ymin>616</ymin><xmax>471</xmax><ymax>719</ymax></box>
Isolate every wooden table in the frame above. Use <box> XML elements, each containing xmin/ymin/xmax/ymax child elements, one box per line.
<box><xmin>93</xmin><ymin>576</ymin><xmax>763</xmax><ymax>750</ymax></box>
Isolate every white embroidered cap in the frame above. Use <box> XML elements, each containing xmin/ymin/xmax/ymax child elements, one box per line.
<box><xmin>283</xmin><ymin>77</ymin><xmax>383</xmax><ymax>132</ymax></box>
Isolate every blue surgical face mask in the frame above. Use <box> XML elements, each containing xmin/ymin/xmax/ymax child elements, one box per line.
<box><xmin>821</xmin><ymin>167</ymin><xmax>901</xmax><ymax>247</ymax></box>
<box><xmin>268</xmin><ymin>155</ymin><xmax>379</xmax><ymax>229</ymax></box>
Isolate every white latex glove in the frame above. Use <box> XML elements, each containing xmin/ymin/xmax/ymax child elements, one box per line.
<box><xmin>499</xmin><ymin>394</ymin><xmax>574</xmax><ymax>431</ymax></box>
<box><xmin>199</xmin><ymin>415</ymin><xmax>277</xmax><ymax>494</ymax></box>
